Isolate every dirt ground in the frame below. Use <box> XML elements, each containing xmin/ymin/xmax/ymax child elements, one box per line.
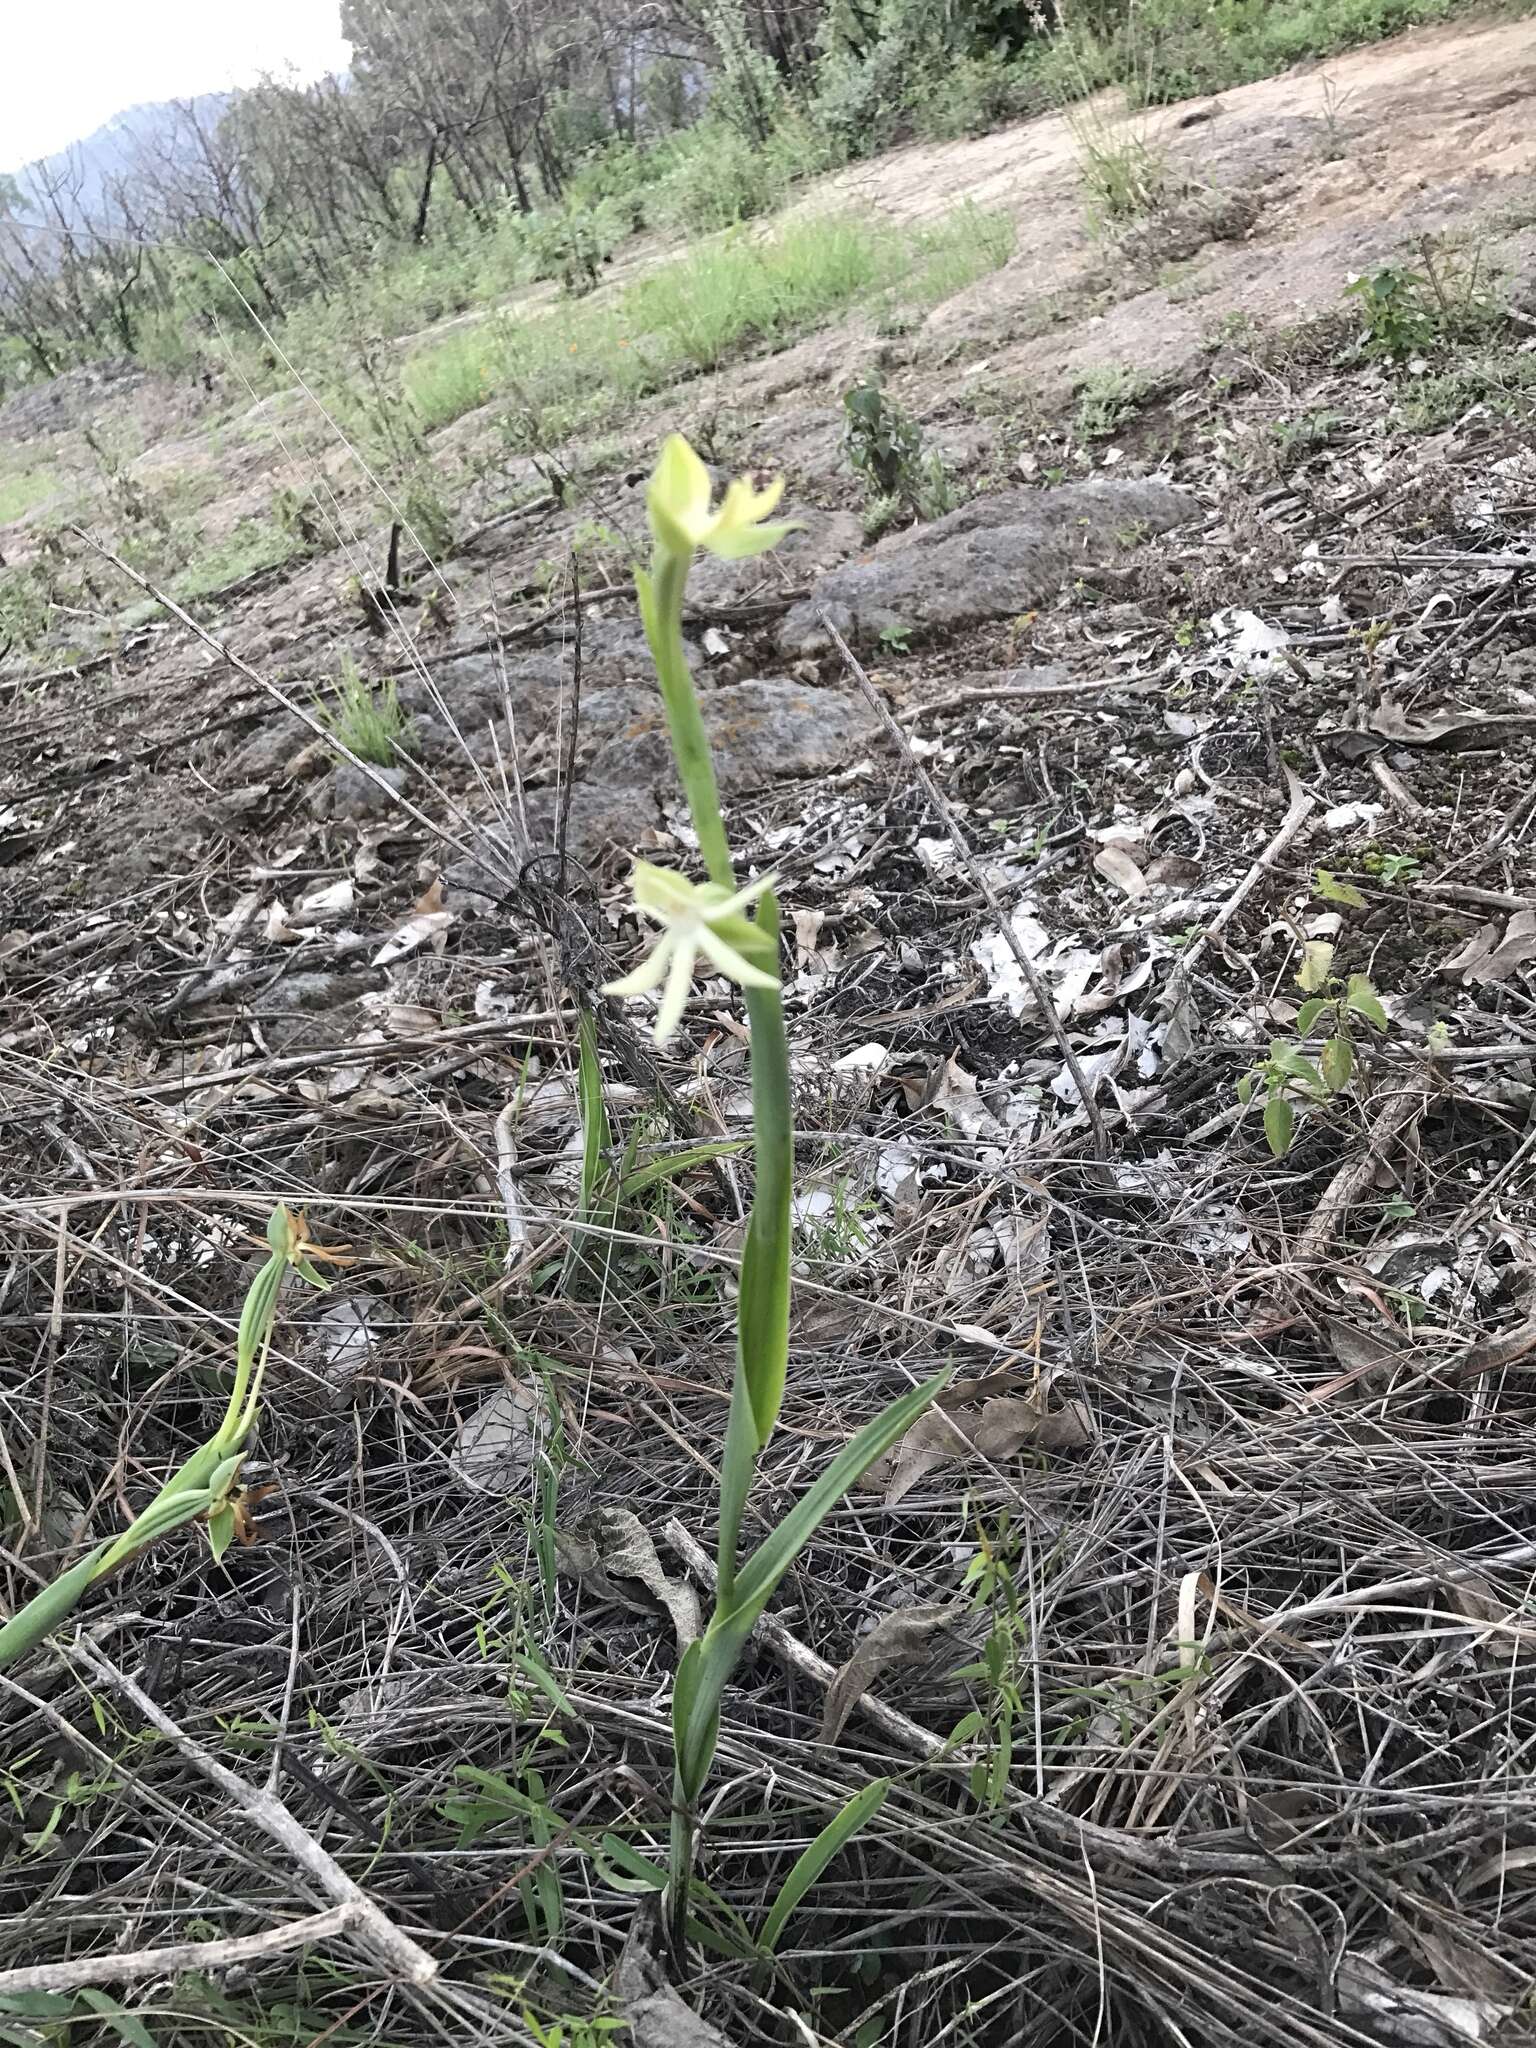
<box><xmin>3</xmin><ymin>14</ymin><xmax>1536</xmax><ymax>2046</ymax></box>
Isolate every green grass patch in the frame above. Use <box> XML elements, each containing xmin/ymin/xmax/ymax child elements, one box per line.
<box><xmin>1395</xmin><ymin>349</ymin><xmax>1536</xmax><ymax>432</ymax></box>
<box><xmin>0</xmin><ymin>468</ymin><xmax>58</xmax><ymax>522</ymax></box>
<box><xmin>1032</xmin><ymin>0</ymin><xmax>1510</xmax><ymax>105</ymax></box>
<box><xmin>315</xmin><ymin>655</ymin><xmax>410</xmax><ymax>765</ymax></box>
<box><xmin>403</xmin><ymin>203</ymin><xmax>1015</xmax><ymax>441</ymax></box>
<box><xmin>172</xmin><ymin>515</ymin><xmax>298</xmax><ymax>600</ymax></box>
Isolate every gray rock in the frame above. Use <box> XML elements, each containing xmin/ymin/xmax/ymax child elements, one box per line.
<box><xmin>519</xmin><ymin>779</ymin><xmax>663</xmax><ymax>868</ymax></box>
<box><xmin>229</xmin><ymin>716</ymin><xmax>310</xmax><ymax>781</ymax></box>
<box><xmin>777</xmin><ymin>479</ymin><xmax>1195</xmax><ymax>655</ymax></box>
<box><xmin>585</xmin><ymin>676</ymin><xmax>878</xmax><ymax>795</ymax></box>
<box><xmin>313</xmin><ymin>763</ymin><xmax>407</xmax><ymax>822</ymax></box>
<box><xmin>402</xmin><ymin>651</ymin><xmax>566</xmax><ymax>744</ymax></box>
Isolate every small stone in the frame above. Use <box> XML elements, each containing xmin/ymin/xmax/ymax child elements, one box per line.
<box><xmin>314</xmin><ymin>763</ymin><xmax>407</xmax><ymax>822</ymax></box>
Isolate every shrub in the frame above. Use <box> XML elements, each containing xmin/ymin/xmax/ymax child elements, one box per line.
<box><xmin>651</xmin><ymin>121</ymin><xmax>791</xmax><ymax>234</ymax></box>
<box><xmin>842</xmin><ymin>374</ymin><xmax>953</xmax><ymax>524</ymax></box>
<box><xmin>915</xmin><ymin>51</ymin><xmax>1040</xmax><ymax>139</ymax></box>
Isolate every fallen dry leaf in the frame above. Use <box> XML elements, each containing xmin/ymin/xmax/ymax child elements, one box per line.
<box><xmin>557</xmin><ymin>1505</ymin><xmax>700</xmax><ymax>1652</ymax></box>
<box><xmin>820</xmin><ymin>1602</ymin><xmax>972</xmax><ymax>1743</ymax></box>
<box><xmin>1092</xmin><ymin>842</ymin><xmax>1148</xmax><ymax>898</ymax></box>
<box><xmin>872</xmin><ymin>1392</ymin><xmax>1096</xmax><ymax>1506</ymax></box>
<box><xmin>1438</xmin><ymin>910</ymin><xmax>1536</xmax><ymax>986</ymax></box>
<box><xmin>374</xmin><ymin>908</ymin><xmax>454</xmax><ymax>966</ymax></box>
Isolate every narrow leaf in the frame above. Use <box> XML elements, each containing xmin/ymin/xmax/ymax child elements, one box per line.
<box><xmin>732</xmin><ymin>1372</ymin><xmax>948</xmax><ymax>1619</ymax></box>
<box><xmin>619</xmin><ymin>1139</ymin><xmax>750</xmax><ymax>1198</ymax></box>
<box><xmin>759</xmin><ymin>1779</ymin><xmax>890</xmax><ymax>1954</ymax></box>
<box><xmin>0</xmin><ymin>1543</ymin><xmax>111</xmax><ymax>1673</ymax></box>
<box><xmin>79</xmin><ymin>1990</ymin><xmax>160</xmax><ymax>2048</ymax></box>
<box><xmin>575</xmin><ymin>1009</ymin><xmax>611</xmax><ymax>1216</ymax></box>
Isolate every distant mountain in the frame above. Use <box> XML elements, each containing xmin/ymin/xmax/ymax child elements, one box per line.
<box><xmin>6</xmin><ymin>95</ymin><xmax>233</xmax><ymax>230</ymax></box>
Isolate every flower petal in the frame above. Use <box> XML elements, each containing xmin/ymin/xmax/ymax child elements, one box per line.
<box><xmin>712</xmin><ymin>871</ymin><xmax>778</xmax><ymax>919</ymax></box>
<box><xmin>654</xmin><ymin>938</ymin><xmax>698</xmax><ymax>1044</ymax></box>
<box><xmin>630</xmin><ymin>859</ymin><xmax>698</xmax><ymax>923</ymax></box>
<box><xmin>601</xmin><ymin>935</ymin><xmax>674</xmax><ymax>998</ymax></box>
<box><xmin>703</xmin><ymin>518</ymin><xmax>801</xmax><ymax>561</ymax></box>
<box><xmin>697</xmin><ymin>923</ymin><xmax>779</xmax><ymax>990</ymax></box>
<box><xmin>648</xmin><ymin>434</ymin><xmax>713</xmax><ymax>553</ymax></box>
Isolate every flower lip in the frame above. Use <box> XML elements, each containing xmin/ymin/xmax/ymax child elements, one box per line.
<box><xmin>602</xmin><ymin>860</ymin><xmax>779</xmax><ymax>1044</ymax></box>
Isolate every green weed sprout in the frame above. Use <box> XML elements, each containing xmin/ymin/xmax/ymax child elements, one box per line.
<box><xmin>0</xmin><ymin>1205</ymin><xmax>334</xmax><ymax>1672</ymax></box>
<box><xmin>603</xmin><ymin>435</ymin><xmax>946</xmax><ymax>1934</ymax></box>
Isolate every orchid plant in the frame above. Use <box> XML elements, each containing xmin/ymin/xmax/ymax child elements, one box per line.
<box><xmin>0</xmin><ymin>1205</ymin><xmax>333</xmax><ymax>1672</ymax></box>
<box><xmin>603</xmin><ymin>434</ymin><xmax>945</xmax><ymax>1933</ymax></box>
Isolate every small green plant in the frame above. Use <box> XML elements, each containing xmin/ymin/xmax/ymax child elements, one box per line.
<box><xmin>949</xmin><ymin>1515</ymin><xmax>1028</xmax><ymax>1810</ymax></box>
<box><xmin>1362</xmin><ymin>848</ymin><xmax>1422</xmax><ymax>886</ymax></box>
<box><xmin>1238</xmin><ymin>939</ymin><xmax>1389</xmax><ymax>1158</ymax></box>
<box><xmin>0</xmin><ymin>1206</ymin><xmax>332</xmax><ymax>1671</ymax></box>
<box><xmin>317</xmin><ymin>655</ymin><xmax>410</xmax><ymax>766</ymax></box>
<box><xmin>1318</xmin><ymin>70</ymin><xmax>1353</xmax><ymax>159</ymax></box>
<box><xmin>842</xmin><ymin>374</ymin><xmax>954</xmax><ymax>525</ymax></box>
<box><xmin>1066</xmin><ymin>95</ymin><xmax>1166</xmax><ymax>230</ymax></box>
<box><xmin>1073</xmin><ymin>364</ymin><xmax>1146</xmax><ymax>441</ymax></box>
<box><xmin>522</xmin><ymin>199</ymin><xmax>629</xmax><ymax>294</ymax></box>
<box><xmin>601</xmin><ymin>436</ymin><xmax>945</xmax><ymax>1933</ymax></box>
<box><xmin>1345</xmin><ymin>265</ymin><xmax>1433</xmax><ymax>358</ymax></box>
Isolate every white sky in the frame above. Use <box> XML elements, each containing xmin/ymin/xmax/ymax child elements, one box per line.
<box><xmin>2</xmin><ymin>0</ymin><xmax>352</xmax><ymax>170</ymax></box>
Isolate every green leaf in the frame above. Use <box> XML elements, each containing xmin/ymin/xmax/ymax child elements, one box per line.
<box><xmin>596</xmin><ymin>1833</ymin><xmax>668</xmax><ymax>1892</ymax></box>
<box><xmin>575</xmin><ymin>1010</ymin><xmax>611</xmax><ymax>1217</ymax></box>
<box><xmin>1314</xmin><ymin>868</ymin><xmax>1367</xmax><ymax>908</ymax></box>
<box><xmin>716</xmin><ymin>944</ymin><xmax>792</xmax><ymax>1594</ymax></box>
<box><xmin>1235</xmin><ymin>1071</ymin><xmax>1255</xmax><ymax>1105</ymax></box>
<box><xmin>79</xmin><ymin>1991</ymin><xmax>160</xmax><ymax>2048</ymax></box>
<box><xmin>1264</xmin><ymin>1095</ymin><xmax>1295</xmax><ymax>1158</ymax></box>
<box><xmin>0</xmin><ymin>1542</ymin><xmax>111</xmax><ymax>1673</ymax></box>
<box><xmin>1296</xmin><ymin>940</ymin><xmax>1335</xmax><ymax>994</ymax></box>
<box><xmin>1296</xmin><ymin>996</ymin><xmax>1327</xmax><ymax>1034</ymax></box>
<box><xmin>1320</xmin><ymin>1034</ymin><xmax>1354</xmax><ymax>1091</ymax></box>
<box><xmin>732</xmin><ymin>1371</ymin><xmax>948</xmax><ymax>1620</ymax></box>
<box><xmin>207</xmin><ymin>1505</ymin><xmax>237</xmax><ymax>1563</ymax></box>
<box><xmin>1269</xmin><ymin>1042</ymin><xmax>1324</xmax><ymax>1092</ymax></box>
<box><xmin>675</xmin><ymin>1372</ymin><xmax>946</xmax><ymax>1806</ymax></box>
<box><xmin>619</xmin><ymin>1139</ymin><xmax>750</xmax><ymax>1198</ymax></box>
<box><xmin>1345</xmin><ymin>974</ymin><xmax>1389</xmax><ymax>1030</ymax></box>
<box><xmin>759</xmin><ymin>1778</ymin><xmax>890</xmax><ymax>1954</ymax></box>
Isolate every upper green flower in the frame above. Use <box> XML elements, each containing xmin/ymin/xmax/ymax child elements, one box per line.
<box><xmin>647</xmin><ymin>433</ymin><xmax>798</xmax><ymax>561</ymax></box>
<box><xmin>601</xmin><ymin>859</ymin><xmax>778</xmax><ymax>1045</ymax></box>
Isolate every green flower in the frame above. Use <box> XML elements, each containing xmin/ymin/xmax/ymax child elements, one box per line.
<box><xmin>647</xmin><ymin>433</ymin><xmax>798</xmax><ymax>561</ymax></box>
<box><xmin>601</xmin><ymin>860</ymin><xmax>778</xmax><ymax>1044</ymax></box>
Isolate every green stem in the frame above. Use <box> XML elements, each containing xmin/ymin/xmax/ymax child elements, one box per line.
<box><xmin>639</xmin><ymin>549</ymin><xmax>733</xmax><ymax>889</ymax></box>
<box><xmin>641</xmin><ymin>526</ymin><xmax>794</xmax><ymax>1946</ymax></box>
<box><xmin>716</xmin><ymin>946</ymin><xmax>792</xmax><ymax>1604</ymax></box>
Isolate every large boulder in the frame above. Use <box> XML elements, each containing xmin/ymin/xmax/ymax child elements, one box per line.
<box><xmin>777</xmin><ymin>479</ymin><xmax>1195</xmax><ymax>655</ymax></box>
<box><xmin>586</xmin><ymin>676</ymin><xmax>878</xmax><ymax>794</ymax></box>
